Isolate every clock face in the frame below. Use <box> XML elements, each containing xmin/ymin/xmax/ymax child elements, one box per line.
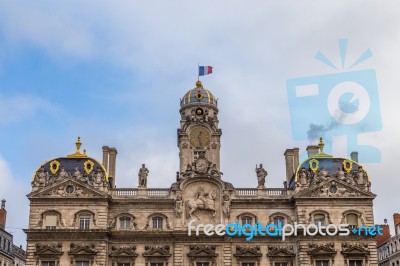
<box><xmin>189</xmin><ymin>127</ymin><xmax>210</xmax><ymax>148</ymax></box>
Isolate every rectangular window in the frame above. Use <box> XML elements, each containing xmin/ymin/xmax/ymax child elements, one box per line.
<box><xmin>117</xmin><ymin>264</ymin><xmax>130</xmax><ymax>266</ymax></box>
<box><xmin>316</xmin><ymin>260</ymin><xmax>329</xmax><ymax>266</ymax></box>
<box><xmin>152</xmin><ymin>217</ymin><xmax>163</xmax><ymax>229</ymax></box>
<box><xmin>349</xmin><ymin>261</ymin><xmax>363</xmax><ymax>266</ymax></box>
<box><xmin>120</xmin><ymin>218</ymin><xmax>131</xmax><ymax>229</ymax></box>
<box><xmin>45</xmin><ymin>215</ymin><xmax>57</xmax><ymax>229</ymax></box>
<box><xmin>79</xmin><ymin>216</ymin><xmax>90</xmax><ymax>230</ymax></box>
<box><xmin>41</xmin><ymin>262</ymin><xmax>56</xmax><ymax>266</ymax></box>
<box><xmin>194</xmin><ymin>151</ymin><xmax>206</xmax><ymax>160</ymax></box>
<box><xmin>76</xmin><ymin>261</ymin><xmax>89</xmax><ymax>266</ymax></box>
<box><xmin>196</xmin><ymin>263</ymin><xmax>210</xmax><ymax>266</ymax></box>
<box><xmin>242</xmin><ymin>263</ymin><xmax>255</xmax><ymax>266</ymax></box>
<box><xmin>150</xmin><ymin>263</ymin><xmax>164</xmax><ymax>266</ymax></box>
<box><xmin>275</xmin><ymin>263</ymin><xmax>288</xmax><ymax>266</ymax></box>
<box><xmin>314</xmin><ymin>214</ymin><xmax>326</xmax><ymax>226</ymax></box>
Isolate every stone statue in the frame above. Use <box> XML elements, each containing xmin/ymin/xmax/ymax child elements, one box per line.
<box><xmin>33</xmin><ymin>166</ymin><xmax>49</xmax><ymax>187</ymax></box>
<box><xmin>180</xmin><ymin>164</ymin><xmax>194</xmax><ymax>179</ymax></box>
<box><xmin>138</xmin><ymin>163</ymin><xmax>149</xmax><ymax>188</ymax></box>
<box><xmin>210</xmin><ymin>164</ymin><xmax>221</xmax><ymax>179</ymax></box>
<box><xmin>337</xmin><ymin>168</ymin><xmax>346</xmax><ymax>180</ymax></box>
<box><xmin>93</xmin><ymin>167</ymin><xmax>106</xmax><ymax>188</ymax></box>
<box><xmin>356</xmin><ymin>166</ymin><xmax>367</xmax><ymax>186</ymax></box>
<box><xmin>255</xmin><ymin>163</ymin><xmax>267</xmax><ymax>188</ymax></box>
<box><xmin>222</xmin><ymin>191</ymin><xmax>231</xmax><ymax>218</ymax></box>
<box><xmin>72</xmin><ymin>167</ymin><xmax>83</xmax><ymax>180</ymax></box>
<box><xmin>58</xmin><ymin>166</ymin><xmax>70</xmax><ymax>179</ymax></box>
<box><xmin>298</xmin><ymin>167</ymin><xmax>308</xmax><ymax>186</ymax></box>
<box><xmin>175</xmin><ymin>191</ymin><xmax>183</xmax><ymax>218</ymax></box>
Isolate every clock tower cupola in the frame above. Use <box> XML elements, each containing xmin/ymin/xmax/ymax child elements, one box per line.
<box><xmin>178</xmin><ymin>81</ymin><xmax>221</xmax><ymax>173</ymax></box>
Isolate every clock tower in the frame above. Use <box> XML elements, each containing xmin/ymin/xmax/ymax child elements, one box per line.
<box><xmin>178</xmin><ymin>80</ymin><xmax>221</xmax><ymax>173</ymax></box>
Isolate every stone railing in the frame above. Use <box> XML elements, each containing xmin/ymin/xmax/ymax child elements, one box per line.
<box><xmin>236</xmin><ymin>188</ymin><xmax>289</xmax><ymax>197</ymax></box>
<box><xmin>114</xmin><ymin>189</ymin><xmax>138</xmax><ymax>197</ymax></box>
<box><xmin>112</xmin><ymin>188</ymin><xmax>170</xmax><ymax>197</ymax></box>
<box><xmin>266</xmin><ymin>188</ymin><xmax>288</xmax><ymax>196</ymax></box>
<box><xmin>236</xmin><ymin>189</ymin><xmax>257</xmax><ymax>196</ymax></box>
<box><xmin>147</xmin><ymin>189</ymin><xmax>170</xmax><ymax>197</ymax></box>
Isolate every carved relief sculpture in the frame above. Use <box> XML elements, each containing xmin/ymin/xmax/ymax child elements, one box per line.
<box><xmin>185</xmin><ymin>186</ymin><xmax>216</xmax><ymax>220</ymax></box>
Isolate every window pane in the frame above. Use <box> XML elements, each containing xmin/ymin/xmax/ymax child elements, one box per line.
<box><xmin>41</xmin><ymin>262</ymin><xmax>55</xmax><ymax>266</ymax></box>
<box><xmin>152</xmin><ymin>217</ymin><xmax>163</xmax><ymax>229</ymax></box>
<box><xmin>349</xmin><ymin>260</ymin><xmax>363</xmax><ymax>266</ymax></box>
<box><xmin>275</xmin><ymin>263</ymin><xmax>288</xmax><ymax>266</ymax></box>
<box><xmin>79</xmin><ymin>216</ymin><xmax>90</xmax><ymax>229</ymax></box>
<box><xmin>117</xmin><ymin>264</ymin><xmax>130</xmax><ymax>266</ymax></box>
<box><xmin>347</xmin><ymin>214</ymin><xmax>358</xmax><ymax>225</ymax></box>
<box><xmin>274</xmin><ymin>216</ymin><xmax>285</xmax><ymax>226</ymax></box>
<box><xmin>242</xmin><ymin>216</ymin><xmax>252</xmax><ymax>225</ymax></box>
<box><xmin>314</xmin><ymin>214</ymin><xmax>326</xmax><ymax>226</ymax></box>
<box><xmin>120</xmin><ymin>218</ymin><xmax>131</xmax><ymax>229</ymax></box>
<box><xmin>150</xmin><ymin>263</ymin><xmax>164</xmax><ymax>266</ymax></box>
<box><xmin>316</xmin><ymin>260</ymin><xmax>329</xmax><ymax>266</ymax></box>
<box><xmin>196</xmin><ymin>263</ymin><xmax>210</xmax><ymax>266</ymax></box>
<box><xmin>242</xmin><ymin>263</ymin><xmax>255</xmax><ymax>266</ymax></box>
<box><xmin>76</xmin><ymin>262</ymin><xmax>89</xmax><ymax>266</ymax></box>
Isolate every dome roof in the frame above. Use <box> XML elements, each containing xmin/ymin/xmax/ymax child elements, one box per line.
<box><xmin>32</xmin><ymin>137</ymin><xmax>108</xmax><ymax>183</ymax></box>
<box><xmin>180</xmin><ymin>81</ymin><xmax>217</xmax><ymax>109</ymax></box>
<box><xmin>289</xmin><ymin>138</ymin><xmax>368</xmax><ymax>189</ymax></box>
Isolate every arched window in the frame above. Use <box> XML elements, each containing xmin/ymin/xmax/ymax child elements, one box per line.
<box><xmin>152</xmin><ymin>217</ymin><xmax>163</xmax><ymax>229</ymax></box>
<box><xmin>313</xmin><ymin>214</ymin><xmax>326</xmax><ymax>226</ymax></box>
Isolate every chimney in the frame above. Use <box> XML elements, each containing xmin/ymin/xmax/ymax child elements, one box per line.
<box><xmin>284</xmin><ymin>149</ymin><xmax>295</xmax><ymax>184</ymax></box>
<box><xmin>394</xmin><ymin>213</ymin><xmax>400</xmax><ymax>235</ymax></box>
<box><xmin>376</xmin><ymin>223</ymin><xmax>391</xmax><ymax>246</ymax></box>
<box><xmin>350</xmin><ymin>151</ymin><xmax>359</xmax><ymax>162</ymax></box>
<box><xmin>0</xmin><ymin>199</ymin><xmax>6</xmax><ymax>230</ymax></box>
<box><xmin>108</xmin><ymin>147</ymin><xmax>118</xmax><ymax>188</ymax></box>
<box><xmin>293</xmin><ymin>147</ymin><xmax>300</xmax><ymax>171</ymax></box>
<box><xmin>102</xmin><ymin>146</ymin><xmax>109</xmax><ymax>171</ymax></box>
<box><xmin>306</xmin><ymin>145</ymin><xmax>319</xmax><ymax>158</ymax></box>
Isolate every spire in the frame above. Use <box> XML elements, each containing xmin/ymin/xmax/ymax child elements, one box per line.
<box><xmin>67</xmin><ymin>136</ymin><xmax>88</xmax><ymax>158</ymax></box>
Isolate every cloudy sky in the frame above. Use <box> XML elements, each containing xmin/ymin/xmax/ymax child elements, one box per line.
<box><xmin>1</xmin><ymin>1</ymin><xmax>399</xmax><ymax>246</ymax></box>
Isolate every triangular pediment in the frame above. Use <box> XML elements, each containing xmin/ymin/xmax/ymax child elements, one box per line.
<box><xmin>294</xmin><ymin>178</ymin><xmax>376</xmax><ymax>199</ymax></box>
<box><xmin>309</xmin><ymin>246</ymin><xmax>336</xmax><ymax>255</ymax></box>
<box><xmin>267</xmin><ymin>247</ymin><xmax>295</xmax><ymax>257</ymax></box>
<box><xmin>234</xmin><ymin>246</ymin><xmax>262</xmax><ymax>258</ymax></box>
<box><xmin>143</xmin><ymin>246</ymin><xmax>171</xmax><ymax>258</ymax></box>
<box><xmin>28</xmin><ymin>178</ymin><xmax>108</xmax><ymax>198</ymax></box>
<box><xmin>69</xmin><ymin>246</ymin><xmax>97</xmax><ymax>256</ymax></box>
<box><xmin>35</xmin><ymin>247</ymin><xmax>63</xmax><ymax>256</ymax></box>
<box><xmin>342</xmin><ymin>246</ymin><xmax>369</xmax><ymax>255</ymax></box>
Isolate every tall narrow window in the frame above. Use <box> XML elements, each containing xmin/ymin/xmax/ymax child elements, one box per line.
<box><xmin>314</xmin><ymin>214</ymin><xmax>326</xmax><ymax>226</ymax></box>
<box><xmin>120</xmin><ymin>217</ymin><xmax>131</xmax><ymax>229</ymax></box>
<box><xmin>76</xmin><ymin>261</ymin><xmax>89</xmax><ymax>266</ymax></box>
<box><xmin>347</xmin><ymin>213</ymin><xmax>358</xmax><ymax>229</ymax></box>
<box><xmin>41</xmin><ymin>262</ymin><xmax>55</xmax><ymax>266</ymax></box>
<box><xmin>152</xmin><ymin>217</ymin><xmax>163</xmax><ymax>229</ymax></box>
<box><xmin>273</xmin><ymin>216</ymin><xmax>285</xmax><ymax>226</ymax></box>
<box><xmin>349</xmin><ymin>260</ymin><xmax>363</xmax><ymax>266</ymax></box>
<box><xmin>45</xmin><ymin>215</ymin><xmax>57</xmax><ymax>230</ymax></box>
<box><xmin>79</xmin><ymin>215</ymin><xmax>90</xmax><ymax>230</ymax></box>
<box><xmin>316</xmin><ymin>260</ymin><xmax>329</xmax><ymax>266</ymax></box>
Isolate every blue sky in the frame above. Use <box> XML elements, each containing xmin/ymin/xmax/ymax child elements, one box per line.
<box><xmin>1</xmin><ymin>1</ymin><xmax>400</xmax><ymax>246</ymax></box>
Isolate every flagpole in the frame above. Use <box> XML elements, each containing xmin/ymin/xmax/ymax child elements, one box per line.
<box><xmin>197</xmin><ymin>62</ymin><xmax>199</xmax><ymax>81</ymax></box>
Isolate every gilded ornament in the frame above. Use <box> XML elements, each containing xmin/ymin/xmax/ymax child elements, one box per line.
<box><xmin>49</xmin><ymin>160</ymin><xmax>60</xmax><ymax>175</ymax></box>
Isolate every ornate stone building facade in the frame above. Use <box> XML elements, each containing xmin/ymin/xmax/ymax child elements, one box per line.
<box><xmin>0</xmin><ymin>199</ymin><xmax>26</xmax><ymax>266</ymax></box>
<box><xmin>377</xmin><ymin>214</ymin><xmax>400</xmax><ymax>266</ymax></box>
<box><xmin>25</xmin><ymin>81</ymin><xmax>378</xmax><ymax>266</ymax></box>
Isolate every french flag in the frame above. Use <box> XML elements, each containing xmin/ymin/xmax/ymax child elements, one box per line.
<box><xmin>199</xmin><ymin>66</ymin><xmax>213</xmax><ymax>76</ymax></box>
